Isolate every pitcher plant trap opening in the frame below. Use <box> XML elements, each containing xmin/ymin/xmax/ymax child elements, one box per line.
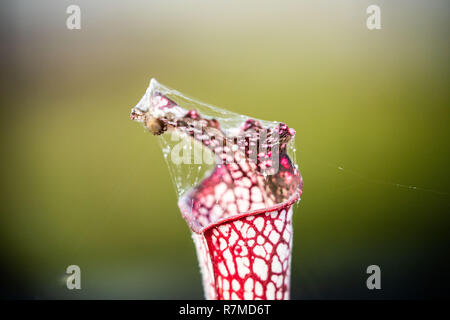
<box><xmin>130</xmin><ymin>79</ymin><xmax>303</xmax><ymax>300</ymax></box>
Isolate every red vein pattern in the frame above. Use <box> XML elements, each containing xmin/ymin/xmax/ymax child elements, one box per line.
<box><xmin>193</xmin><ymin>205</ymin><xmax>294</xmax><ymax>300</ymax></box>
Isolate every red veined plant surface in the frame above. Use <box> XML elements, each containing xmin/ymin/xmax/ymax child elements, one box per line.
<box><xmin>131</xmin><ymin>79</ymin><xmax>303</xmax><ymax>300</ymax></box>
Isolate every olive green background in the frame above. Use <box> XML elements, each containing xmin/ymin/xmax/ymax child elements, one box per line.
<box><xmin>1</xmin><ymin>0</ymin><xmax>449</xmax><ymax>299</ymax></box>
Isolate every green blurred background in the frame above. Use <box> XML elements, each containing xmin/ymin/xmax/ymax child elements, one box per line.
<box><xmin>1</xmin><ymin>0</ymin><xmax>449</xmax><ymax>299</ymax></box>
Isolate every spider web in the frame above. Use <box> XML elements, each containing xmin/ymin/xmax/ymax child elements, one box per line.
<box><xmin>131</xmin><ymin>79</ymin><xmax>303</xmax><ymax>232</ymax></box>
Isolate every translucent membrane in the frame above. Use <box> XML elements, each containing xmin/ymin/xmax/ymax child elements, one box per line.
<box><xmin>131</xmin><ymin>79</ymin><xmax>303</xmax><ymax>299</ymax></box>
